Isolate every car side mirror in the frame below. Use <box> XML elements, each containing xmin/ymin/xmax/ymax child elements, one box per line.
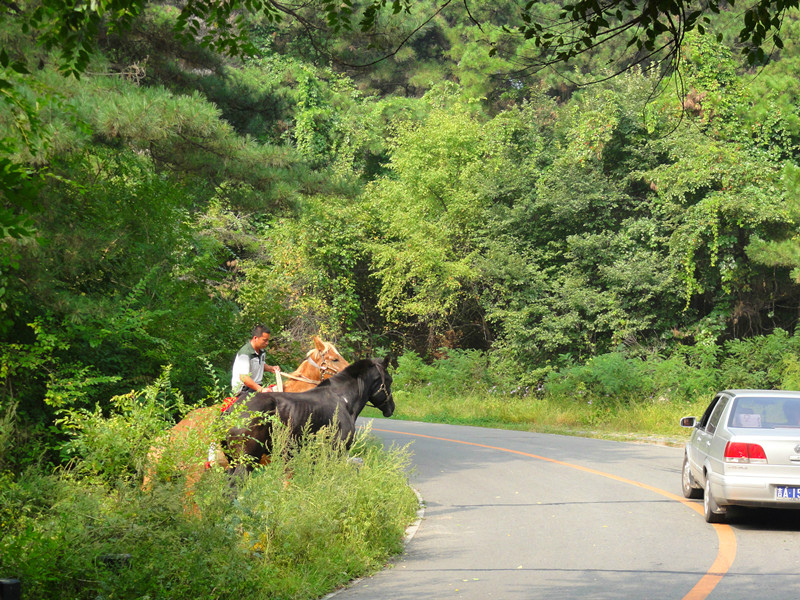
<box><xmin>680</xmin><ymin>416</ymin><xmax>697</xmax><ymax>428</ymax></box>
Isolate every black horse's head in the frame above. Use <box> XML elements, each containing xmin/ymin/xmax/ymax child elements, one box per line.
<box><xmin>370</xmin><ymin>356</ymin><xmax>395</xmax><ymax>418</ymax></box>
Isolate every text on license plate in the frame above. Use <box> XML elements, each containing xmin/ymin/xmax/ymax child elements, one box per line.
<box><xmin>776</xmin><ymin>486</ymin><xmax>800</xmax><ymax>500</ymax></box>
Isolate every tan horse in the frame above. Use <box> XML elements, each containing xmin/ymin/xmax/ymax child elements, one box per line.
<box><xmin>142</xmin><ymin>336</ymin><xmax>348</xmax><ymax>491</ymax></box>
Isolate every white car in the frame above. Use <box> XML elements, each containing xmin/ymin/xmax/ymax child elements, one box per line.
<box><xmin>680</xmin><ymin>389</ymin><xmax>800</xmax><ymax>523</ymax></box>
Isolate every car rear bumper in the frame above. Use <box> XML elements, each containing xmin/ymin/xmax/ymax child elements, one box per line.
<box><xmin>709</xmin><ymin>471</ymin><xmax>800</xmax><ymax>509</ymax></box>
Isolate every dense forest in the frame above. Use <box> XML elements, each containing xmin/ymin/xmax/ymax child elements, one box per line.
<box><xmin>3</xmin><ymin>0</ymin><xmax>800</xmax><ymax>465</ymax></box>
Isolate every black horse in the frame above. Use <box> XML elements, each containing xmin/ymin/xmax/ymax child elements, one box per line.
<box><xmin>222</xmin><ymin>357</ymin><xmax>394</xmax><ymax>476</ymax></box>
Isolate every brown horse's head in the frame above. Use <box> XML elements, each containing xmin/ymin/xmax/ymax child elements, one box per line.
<box><xmin>281</xmin><ymin>336</ymin><xmax>350</xmax><ymax>393</ymax></box>
<box><xmin>309</xmin><ymin>335</ymin><xmax>349</xmax><ymax>377</ymax></box>
<box><xmin>306</xmin><ymin>336</ymin><xmax>350</xmax><ymax>379</ymax></box>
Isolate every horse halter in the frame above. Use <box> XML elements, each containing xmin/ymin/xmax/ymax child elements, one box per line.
<box><xmin>283</xmin><ymin>349</ymin><xmax>342</xmax><ymax>385</ymax></box>
<box><xmin>369</xmin><ymin>364</ymin><xmax>393</xmax><ymax>409</ymax></box>
<box><xmin>306</xmin><ymin>350</ymin><xmax>341</xmax><ymax>378</ymax></box>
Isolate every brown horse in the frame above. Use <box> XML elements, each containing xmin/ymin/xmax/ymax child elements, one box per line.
<box><xmin>142</xmin><ymin>336</ymin><xmax>348</xmax><ymax>490</ymax></box>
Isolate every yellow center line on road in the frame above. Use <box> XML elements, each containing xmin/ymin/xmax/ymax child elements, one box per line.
<box><xmin>374</xmin><ymin>428</ymin><xmax>736</xmax><ymax>600</ymax></box>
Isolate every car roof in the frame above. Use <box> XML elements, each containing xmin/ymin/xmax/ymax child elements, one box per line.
<box><xmin>719</xmin><ymin>389</ymin><xmax>800</xmax><ymax>399</ymax></box>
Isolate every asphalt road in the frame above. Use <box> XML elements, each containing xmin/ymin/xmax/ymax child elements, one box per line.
<box><xmin>330</xmin><ymin>419</ymin><xmax>800</xmax><ymax>600</ymax></box>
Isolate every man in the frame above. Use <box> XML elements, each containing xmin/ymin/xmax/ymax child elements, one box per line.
<box><xmin>231</xmin><ymin>324</ymin><xmax>280</xmax><ymax>401</ymax></box>
<box><xmin>209</xmin><ymin>325</ymin><xmax>280</xmax><ymax>467</ymax></box>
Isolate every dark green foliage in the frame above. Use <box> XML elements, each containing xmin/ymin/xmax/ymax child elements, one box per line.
<box><xmin>1</xmin><ymin>50</ymin><xmax>330</xmax><ymax>422</ymax></box>
<box><xmin>717</xmin><ymin>328</ymin><xmax>800</xmax><ymax>389</ymax></box>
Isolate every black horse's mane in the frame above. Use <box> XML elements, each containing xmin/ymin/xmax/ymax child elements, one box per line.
<box><xmin>316</xmin><ymin>358</ymin><xmax>378</xmax><ymax>388</ymax></box>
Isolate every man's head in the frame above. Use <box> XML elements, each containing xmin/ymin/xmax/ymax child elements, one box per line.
<box><xmin>250</xmin><ymin>324</ymin><xmax>271</xmax><ymax>352</ymax></box>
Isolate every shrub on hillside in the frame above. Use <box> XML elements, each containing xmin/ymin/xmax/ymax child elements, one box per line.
<box><xmin>645</xmin><ymin>352</ymin><xmax>719</xmax><ymax>402</ymax></box>
<box><xmin>392</xmin><ymin>350</ymin><xmax>435</xmax><ymax>390</ymax></box>
<box><xmin>543</xmin><ymin>352</ymin><xmax>650</xmax><ymax>402</ymax></box>
<box><xmin>543</xmin><ymin>347</ymin><xmax>723</xmax><ymax>405</ymax></box>
<box><xmin>718</xmin><ymin>328</ymin><xmax>800</xmax><ymax>390</ymax></box>
<box><xmin>394</xmin><ymin>349</ymin><xmax>501</xmax><ymax>396</ymax></box>
<box><xmin>542</xmin><ymin>329</ymin><xmax>800</xmax><ymax>407</ymax></box>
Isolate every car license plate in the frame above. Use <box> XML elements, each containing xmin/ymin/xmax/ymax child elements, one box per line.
<box><xmin>776</xmin><ymin>486</ymin><xmax>800</xmax><ymax>500</ymax></box>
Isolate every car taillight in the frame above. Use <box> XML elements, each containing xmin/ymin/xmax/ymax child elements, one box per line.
<box><xmin>725</xmin><ymin>441</ymin><xmax>768</xmax><ymax>463</ymax></box>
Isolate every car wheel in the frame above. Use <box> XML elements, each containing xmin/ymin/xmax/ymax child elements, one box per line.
<box><xmin>682</xmin><ymin>454</ymin><xmax>703</xmax><ymax>499</ymax></box>
<box><xmin>703</xmin><ymin>480</ymin><xmax>726</xmax><ymax>524</ymax></box>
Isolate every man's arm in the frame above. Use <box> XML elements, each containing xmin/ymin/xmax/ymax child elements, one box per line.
<box><xmin>240</xmin><ymin>374</ymin><xmax>265</xmax><ymax>392</ymax></box>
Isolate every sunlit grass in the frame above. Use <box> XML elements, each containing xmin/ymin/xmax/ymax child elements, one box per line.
<box><xmin>363</xmin><ymin>389</ymin><xmax>712</xmax><ymax>446</ymax></box>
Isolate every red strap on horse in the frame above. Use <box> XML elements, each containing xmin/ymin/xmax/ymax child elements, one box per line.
<box><xmin>220</xmin><ymin>385</ymin><xmax>276</xmax><ymax>414</ymax></box>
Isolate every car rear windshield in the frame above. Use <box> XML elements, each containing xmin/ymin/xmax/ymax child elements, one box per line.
<box><xmin>729</xmin><ymin>397</ymin><xmax>800</xmax><ymax>429</ymax></box>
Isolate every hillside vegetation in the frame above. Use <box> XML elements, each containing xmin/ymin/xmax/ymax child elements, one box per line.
<box><xmin>2</xmin><ymin>0</ymin><xmax>800</xmax><ymax>454</ymax></box>
<box><xmin>2</xmin><ymin>2</ymin><xmax>800</xmax><ymax>594</ymax></box>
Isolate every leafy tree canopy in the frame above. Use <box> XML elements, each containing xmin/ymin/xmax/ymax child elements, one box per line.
<box><xmin>3</xmin><ymin>0</ymin><xmax>797</xmax><ymax>79</ymax></box>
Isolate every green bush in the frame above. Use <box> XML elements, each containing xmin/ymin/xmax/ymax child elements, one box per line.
<box><xmin>781</xmin><ymin>354</ymin><xmax>800</xmax><ymax>390</ymax></box>
<box><xmin>394</xmin><ymin>331</ymin><xmax>800</xmax><ymax>416</ymax></box>
<box><xmin>544</xmin><ymin>352</ymin><xmax>650</xmax><ymax>402</ymax></box>
<box><xmin>717</xmin><ymin>328</ymin><xmax>800</xmax><ymax>390</ymax></box>
<box><xmin>541</xmin><ymin>330</ymin><xmax>800</xmax><ymax>408</ymax></box>
<box><xmin>541</xmin><ymin>345</ymin><xmax>725</xmax><ymax>405</ymax></box>
<box><xmin>394</xmin><ymin>349</ymin><xmax>501</xmax><ymax>396</ymax></box>
<box><xmin>56</xmin><ymin>366</ymin><xmax>191</xmax><ymax>483</ymax></box>
<box><xmin>0</xmin><ymin>373</ymin><xmax>418</xmax><ymax>599</ymax></box>
<box><xmin>645</xmin><ymin>353</ymin><xmax>719</xmax><ymax>402</ymax></box>
<box><xmin>426</xmin><ymin>349</ymin><xmax>496</xmax><ymax>394</ymax></box>
<box><xmin>393</xmin><ymin>350</ymin><xmax>434</xmax><ymax>390</ymax></box>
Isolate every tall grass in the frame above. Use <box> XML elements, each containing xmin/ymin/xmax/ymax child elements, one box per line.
<box><xmin>0</xmin><ymin>375</ymin><xmax>418</xmax><ymax>600</ymax></box>
<box><xmin>370</xmin><ymin>389</ymin><xmax>709</xmax><ymax>443</ymax></box>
